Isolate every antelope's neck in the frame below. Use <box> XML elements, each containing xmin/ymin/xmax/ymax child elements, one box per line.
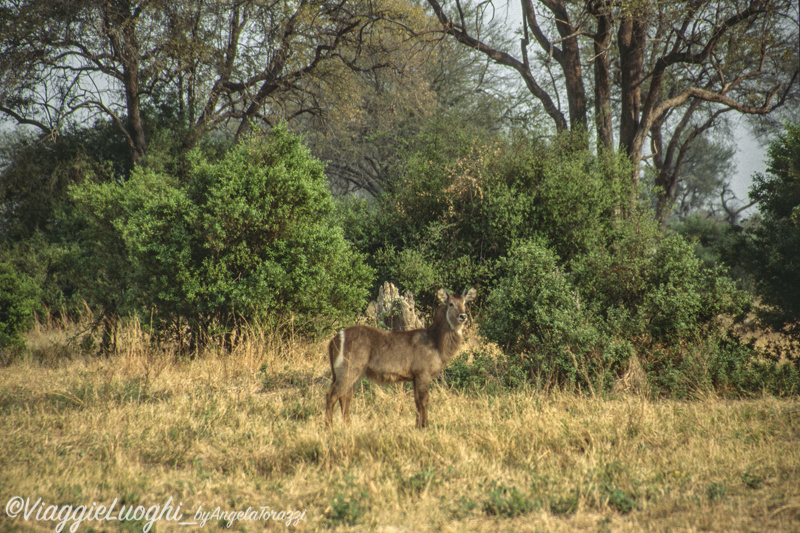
<box><xmin>433</xmin><ymin>324</ymin><xmax>462</xmax><ymax>363</ymax></box>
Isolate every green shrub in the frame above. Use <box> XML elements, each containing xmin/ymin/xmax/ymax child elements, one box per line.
<box><xmin>71</xmin><ymin>124</ymin><xmax>373</xmax><ymax>344</ymax></box>
<box><xmin>344</xmin><ymin>120</ymin><xmax>631</xmax><ymax>304</ymax></box>
<box><xmin>340</xmin><ymin>121</ymin><xmax>779</xmax><ymax>396</ymax></box>
<box><xmin>0</xmin><ymin>262</ymin><xmax>40</xmax><ymax>354</ymax></box>
<box><xmin>443</xmin><ymin>349</ymin><xmax>527</xmax><ymax>393</ymax></box>
<box><xmin>479</xmin><ymin>238</ymin><xmax>609</xmax><ymax>389</ymax></box>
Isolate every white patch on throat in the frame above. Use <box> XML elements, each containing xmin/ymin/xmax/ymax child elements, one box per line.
<box><xmin>445</xmin><ymin>310</ymin><xmax>463</xmax><ymax>335</ymax></box>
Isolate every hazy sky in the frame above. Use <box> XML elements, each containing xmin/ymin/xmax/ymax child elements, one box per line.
<box><xmin>731</xmin><ymin>118</ymin><xmax>768</xmax><ymax>201</ymax></box>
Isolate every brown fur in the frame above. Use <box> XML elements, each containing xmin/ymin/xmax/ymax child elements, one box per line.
<box><xmin>325</xmin><ymin>287</ymin><xmax>477</xmax><ymax>428</ymax></box>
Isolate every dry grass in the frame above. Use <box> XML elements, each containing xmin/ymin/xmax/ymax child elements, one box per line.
<box><xmin>1</xmin><ymin>319</ymin><xmax>799</xmax><ymax>532</ymax></box>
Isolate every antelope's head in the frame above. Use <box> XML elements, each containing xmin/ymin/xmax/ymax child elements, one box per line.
<box><xmin>437</xmin><ymin>286</ymin><xmax>477</xmax><ymax>333</ymax></box>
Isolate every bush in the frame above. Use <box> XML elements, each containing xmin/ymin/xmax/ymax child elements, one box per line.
<box><xmin>344</xmin><ymin>118</ymin><xmax>631</xmax><ymax>304</ymax></box>
<box><xmin>70</xmin><ymin>124</ymin><xmax>373</xmax><ymax>345</ymax></box>
<box><xmin>574</xmin><ymin>221</ymin><xmax>748</xmax><ymax>344</ymax></box>
<box><xmin>443</xmin><ymin>349</ymin><xmax>527</xmax><ymax>393</ymax></box>
<box><xmin>0</xmin><ymin>262</ymin><xmax>40</xmax><ymax>354</ymax></box>
<box><xmin>479</xmin><ymin>238</ymin><xmax>609</xmax><ymax>389</ymax></box>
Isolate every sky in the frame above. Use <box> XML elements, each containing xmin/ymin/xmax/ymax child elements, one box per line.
<box><xmin>731</xmin><ymin>118</ymin><xmax>768</xmax><ymax>202</ymax></box>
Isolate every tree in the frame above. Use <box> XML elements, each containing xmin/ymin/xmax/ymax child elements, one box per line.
<box><xmin>0</xmin><ymin>0</ymin><xmax>396</xmax><ymax>168</ymax></box>
<box><xmin>660</xmin><ymin>133</ymin><xmax>738</xmax><ymax>224</ymax></box>
<box><xmin>423</xmin><ymin>0</ymin><xmax>799</xmax><ymax>211</ymax></box>
<box><xmin>741</xmin><ymin>122</ymin><xmax>800</xmax><ymax>336</ymax></box>
<box><xmin>297</xmin><ymin>2</ymin><xmax>531</xmax><ymax>197</ymax></box>
<box><xmin>0</xmin><ymin>0</ymin><xmax>157</xmax><ymax>164</ymax></box>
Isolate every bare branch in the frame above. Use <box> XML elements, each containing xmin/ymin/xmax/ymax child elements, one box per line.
<box><xmin>0</xmin><ymin>104</ymin><xmax>54</xmax><ymax>137</ymax></box>
<box><xmin>425</xmin><ymin>0</ymin><xmax>567</xmax><ymax>131</ymax></box>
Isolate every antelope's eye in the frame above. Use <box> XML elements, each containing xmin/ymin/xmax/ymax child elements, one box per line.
<box><xmin>449</xmin><ymin>302</ymin><xmax>454</xmax><ymax>307</ymax></box>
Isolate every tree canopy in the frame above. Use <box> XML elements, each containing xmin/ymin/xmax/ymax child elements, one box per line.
<box><xmin>0</xmin><ymin>0</ymin><xmax>415</xmax><ymax>165</ymax></box>
<box><xmin>424</xmin><ymin>0</ymin><xmax>799</xmax><ymax>214</ymax></box>
<box><xmin>740</xmin><ymin>123</ymin><xmax>800</xmax><ymax>338</ymax></box>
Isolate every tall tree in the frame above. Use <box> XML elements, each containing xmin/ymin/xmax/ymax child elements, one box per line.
<box><xmin>0</xmin><ymin>0</ymin><xmax>393</xmax><ymax>168</ymax></box>
<box><xmin>0</xmin><ymin>0</ymin><xmax>155</xmax><ymax>164</ymax></box>
<box><xmin>665</xmin><ymin>132</ymin><xmax>739</xmax><ymax>223</ymax></box>
<box><xmin>299</xmin><ymin>3</ymin><xmax>530</xmax><ymax>196</ymax></box>
<box><xmin>740</xmin><ymin>123</ymin><xmax>800</xmax><ymax>338</ymax></box>
<box><xmin>424</xmin><ymin>0</ymin><xmax>799</xmax><ymax>211</ymax></box>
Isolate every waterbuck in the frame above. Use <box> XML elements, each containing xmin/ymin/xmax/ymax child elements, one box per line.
<box><xmin>325</xmin><ymin>287</ymin><xmax>477</xmax><ymax>428</ymax></box>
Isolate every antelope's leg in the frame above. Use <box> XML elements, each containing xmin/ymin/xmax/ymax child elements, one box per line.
<box><xmin>325</xmin><ymin>386</ymin><xmax>339</xmax><ymax>427</ymax></box>
<box><xmin>413</xmin><ymin>375</ymin><xmax>430</xmax><ymax>429</ymax></box>
<box><xmin>341</xmin><ymin>391</ymin><xmax>354</xmax><ymax>424</ymax></box>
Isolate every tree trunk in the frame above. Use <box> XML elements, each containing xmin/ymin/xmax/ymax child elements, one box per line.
<box><xmin>591</xmin><ymin>1</ymin><xmax>614</xmax><ymax>149</ymax></box>
<box><xmin>654</xmin><ymin>168</ymin><xmax>679</xmax><ymax>227</ymax></box>
<box><xmin>617</xmin><ymin>13</ymin><xmax>648</xmax><ymax>159</ymax></box>
<box><xmin>543</xmin><ymin>0</ymin><xmax>587</xmax><ymax>130</ymax></box>
<box><xmin>102</xmin><ymin>0</ymin><xmax>147</xmax><ymax>166</ymax></box>
<box><xmin>124</xmin><ymin>64</ymin><xmax>147</xmax><ymax>165</ymax></box>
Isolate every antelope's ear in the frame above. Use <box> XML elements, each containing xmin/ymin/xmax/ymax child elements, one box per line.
<box><xmin>463</xmin><ymin>286</ymin><xmax>477</xmax><ymax>302</ymax></box>
<box><xmin>436</xmin><ymin>288</ymin><xmax>449</xmax><ymax>304</ymax></box>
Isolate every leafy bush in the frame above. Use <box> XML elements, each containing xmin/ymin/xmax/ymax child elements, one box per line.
<box><xmin>71</xmin><ymin>124</ymin><xmax>373</xmax><ymax>345</ymax></box>
<box><xmin>0</xmin><ymin>124</ymin><xmax>124</xmax><ymax>243</ymax></box>
<box><xmin>479</xmin><ymin>238</ymin><xmax>609</xmax><ymax>389</ymax></box>
<box><xmin>343</xmin><ymin>118</ymin><xmax>631</xmax><ymax>303</ymax></box>
<box><xmin>444</xmin><ymin>349</ymin><xmax>527</xmax><ymax>393</ymax></box>
<box><xmin>573</xmin><ymin>221</ymin><xmax>748</xmax><ymax>344</ymax></box>
<box><xmin>0</xmin><ymin>262</ymin><xmax>40</xmax><ymax>354</ymax></box>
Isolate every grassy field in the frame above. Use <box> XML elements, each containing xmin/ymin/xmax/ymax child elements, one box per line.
<box><xmin>1</xmin><ymin>319</ymin><xmax>799</xmax><ymax>532</ymax></box>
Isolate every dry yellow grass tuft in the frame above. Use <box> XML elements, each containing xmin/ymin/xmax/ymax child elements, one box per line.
<box><xmin>0</xmin><ymin>319</ymin><xmax>798</xmax><ymax>532</ymax></box>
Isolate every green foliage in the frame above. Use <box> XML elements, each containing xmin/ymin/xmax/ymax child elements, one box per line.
<box><xmin>70</xmin><ymin>124</ymin><xmax>373</xmax><ymax>342</ymax></box>
<box><xmin>0</xmin><ymin>123</ymin><xmax>128</xmax><ymax>320</ymax></box>
<box><xmin>350</xmin><ymin>120</ymin><xmax>759</xmax><ymax>394</ymax></box>
<box><xmin>575</xmin><ymin>223</ymin><xmax>748</xmax><ymax>344</ymax></box>
<box><xmin>482</xmin><ymin>482</ymin><xmax>536</xmax><ymax>517</ymax></box>
<box><xmin>480</xmin><ymin>238</ymin><xmax>607</xmax><ymax>389</ymax></box>
<box><xmin>325</xmin><ymin>476</ymin><xmax>369</xmax><ymax>526</ymax></box>
<box><xmin>0</xmin><ymin>262</ymin><xmax>40</xmax><ymax>354</ymax></box>
<box><xmin>706</xmin><ymin>482</ymin><xmax>729</xmax><ymax>503</ymax></box>
<box><xmin>0</xmin><ymin>233</ymin><xmax>86</xmax><ymax>317</ymax></box>
<box><xmin>740</xmin><ymin>123</ymin><xmax>800</xmax><ymax>336</ymax></box>
<box><xmin>742</xmin><ymin>472</ymin><xmax>764</xmax><ymax>490</ymax></box>
<box><xmin>403</xmin><ymin>469</ymin><xmax>440</xmax><ymax>496</ymax></box>
<box><xmin>444</xmin><ymin>350</ymin><xmax>527</xmax><ymax>393</ymax></box>
<box><xmin>345</xmin><ymin>118</ymin><xmax>631</xmax><ymax>303</ymax></box>
<box><xmin>548</xmin><ymin>492</ymin><xmax>579</xmax><ymax>515</ymax></box>
<box><xmin>0</xmin><ymin>124</ymin><xmax>125</xmax><ymax>243</ymax></box>
<box><xmin>604</xmin><ymin>486</ymin><xmax>637</xmax><ymax>514</ymax></box>
<box><xmin>669</xmin><ymin>213</ymin><xmax>753</xmax><ymax>292</ymax></box>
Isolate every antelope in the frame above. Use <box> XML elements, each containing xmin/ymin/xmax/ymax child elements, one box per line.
<box><xmin>325</xmin><ymin>287</ymin><xmax>477</xmax><ymax>428</ymax></box>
